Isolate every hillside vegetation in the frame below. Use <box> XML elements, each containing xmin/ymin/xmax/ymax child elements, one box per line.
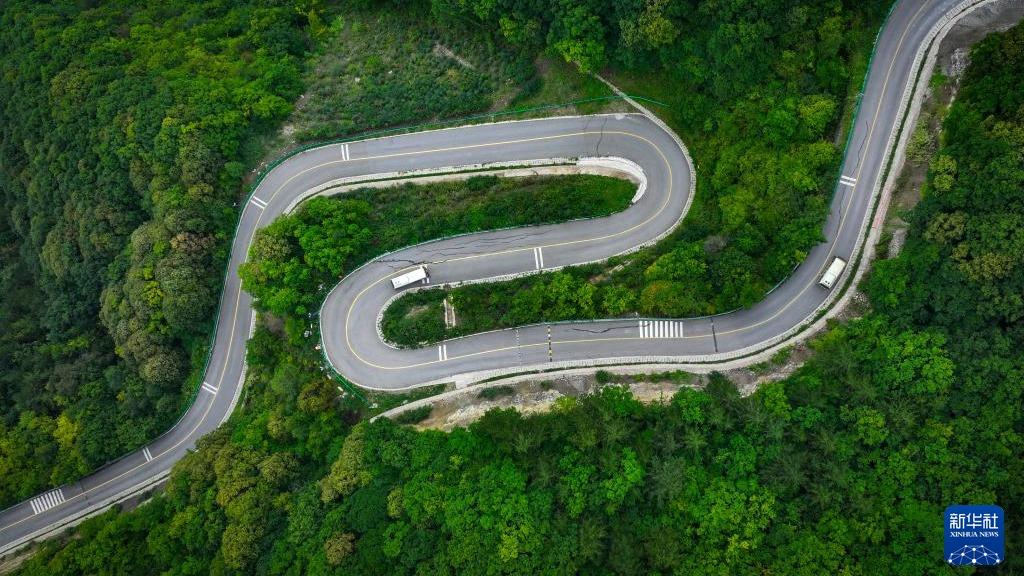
<box><xmin>385</xmin><ymin>0</ymin><xmax>891</xmax><ymax>338</ymax></box>
<box><xmin>14</xmin><ymin>22</ymin><xmax>1024</xmax><ymax>575</ymax></box>
<box><xmin>0</xmin><ymin>0</ymin><xmax>309</xmax><ymax>505</ymax></box>
<box><xmin>0</xmin><ymin>0</ymin><xmax>620</xmax><ymax>505</ymax></box>
<box><xmin>240</xmin><ymin>174</ymin><xmax>635</xmax><ymax>319</ymax></box>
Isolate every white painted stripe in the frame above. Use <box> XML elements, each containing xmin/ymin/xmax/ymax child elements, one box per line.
<box><xmin>641</xmin><ymin>320</ymin><xmax>685</xmax><ymax>339</ymax></box>
<box><xmin>143</xmin><ymin>447</ymin><xmax>153</xmax><ymax>462</ymax></box>
<box><xmin>840</xmin><ymin>175</ymin><xmax>857</xmax><ymax>186</ymax></box>
<box><xmin>201</xmin><ymin>382</ymin><xmax>218</xmax><ymax>395</ymax></box>
<box><xmin>340</xmin><ymin>144</ymin><xmax>350</xmax><ymax>161</ymax></box>
<box><xmin>438</xmin><ymin>345</ymin><xmax>444</xmax><ymax>361</ymax></box>
<box><xmin>31</xmin><ymin>489</ymin><xmax>65</xmax><ymax>514</ymax></box>
<box><xmin>533</xmin><ymin>247</ymin><xmax>540</xmax><ymax>269</ymax></box>
<box><xmin>443</xmin><ymin>344</ymin><xmax>448</xmax><ymax>360</ymax></box>
<box><xmin>638</xmin><ymin>320</ymin><xmax>645</xmax><ymax>338</ymax></box>
<box><xmin>250</xmin><ymin>196</ymin><xmax>267</xmax><ymax>208</ymax></box>
<box><xmin>537</xmin><ymin>247</ymin><xmax>544</xmax><ymax>268</ymax></box>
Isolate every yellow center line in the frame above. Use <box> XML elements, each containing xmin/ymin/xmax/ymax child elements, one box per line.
<box><xmin>715</xmin><ymin>0</ymin><xmax>932</xmax><ymax>338</ymax></box>
<box><xmin>341</xmin><ymin>130</ymin><xmax>678</xmax><ymax>371</ymax></box>
<box><xmin>339</xmin><ymin>0</ymin><xmax>935</xmax><ymax>373</ymax></box>
<box><xmin>0</xmin><ymin>0</ymin><xmax>938</xmax><ymax>537</ymax></box>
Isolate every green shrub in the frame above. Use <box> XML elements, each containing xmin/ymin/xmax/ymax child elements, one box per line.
<box><xmin>393</xmin><ymin>405</ymin><xmax>433</xmax><ymax>425</ymax></box>
<box><xmin>477</xmin><ymin>385</ymin><xmax>516</xmax><ymax>400</ymax></box>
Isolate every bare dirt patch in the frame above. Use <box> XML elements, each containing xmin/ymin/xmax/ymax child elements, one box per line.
<box><xmin>405</xmin><ymin>371</ymin><xmax>704</xmax><ymax>431</ymax></box>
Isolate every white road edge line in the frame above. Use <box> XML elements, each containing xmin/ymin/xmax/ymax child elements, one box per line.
<box><xmin>3</xmin><ymin>0</ymin><xmax>992</xmax><ymax>555</ymax></box>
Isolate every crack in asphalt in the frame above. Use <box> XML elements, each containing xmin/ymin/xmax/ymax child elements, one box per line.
<box><xmin>569</xmin><ymin>324</ymin><xmax>635</xmax><ymax>335</ymax></box>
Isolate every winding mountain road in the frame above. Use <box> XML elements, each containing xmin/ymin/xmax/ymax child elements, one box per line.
<box><xmin>0</xmin><ymin>0</ymin><xmax>978</xmax><ymax>557</ymax></box>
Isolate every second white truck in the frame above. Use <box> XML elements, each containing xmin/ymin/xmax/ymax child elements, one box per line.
<box><xmin>819</xmin><ymin>257</ymin><xmax>847</xmax><ymax>289</ymax></box>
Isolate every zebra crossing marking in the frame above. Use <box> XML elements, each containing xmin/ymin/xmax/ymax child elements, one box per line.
<box><xmin>29</xmin><ymin>489</ymin><xmax>65</xmax><ymax>515</ymax></box>
<box><xmin>533</xmin><ymin>247</ymin><xmax>545</xmax><ymax>269</ymax></box>
<box><xmin>340</xmin><ymin>144</ymin><xmax>350</xmax><ymax>161</ymax></box>
<box><xmin>839</xmin><ymin>175</ymin><xmax>857</xmax><ymax>187</ymax></box>
<box><xmin>437</xmin><ymin>344</ymin><xmax>448</xmax><ymax>361</ymax></box>
<box><xmin>143</xmin><ymin>447</ymin><xmax>153</xmax><ymax>462</ymax></box>
<box><xmin>638</xmin><ymin>320</ymin><xmax>684</xmax><ymax>339</ymax></box>
<box><xmin>201</xmin><ymin>381</ymin><xmax>218</xmax><ymax>395</ymax></box>
<box><xmin>250</xmin><ymin>196</ymin><xmax>268</xmax><ymax>209</ymax></box>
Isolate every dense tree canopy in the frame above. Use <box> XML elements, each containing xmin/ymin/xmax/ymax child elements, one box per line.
<box><xmin>0</xmin><ymin>0</ymin><xmax>308</xmax><ymax>505</ymax></box>
<box><xmin>14</xmin><ymin>22</ymin><xmax>1024</xmax><ymax>574</ymax></box>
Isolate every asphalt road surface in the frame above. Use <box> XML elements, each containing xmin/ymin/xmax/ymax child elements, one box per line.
<box><xmin>0</xmin><ymin>0</ymin><xmax>973</xmax><ymax>556</ymax></box>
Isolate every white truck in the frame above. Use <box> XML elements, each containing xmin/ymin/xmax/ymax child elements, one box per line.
<box><xmin>391</xmin><ymin>266</ymin><xmax>429</xmax><ymax>289</ymax></box>
<box><xmin>819</xmin><ymin>257</ymin><xmax>847</xmax><ymax>289</ymax></box>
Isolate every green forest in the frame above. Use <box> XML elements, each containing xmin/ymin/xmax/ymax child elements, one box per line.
<box><xmin>386</xmin><ymin>0</ymin><xmax>894</xmax><ymax>338</ymax></box>
<box><xmin>0</xmin><ymin>0</ymin><xmax>310</xmax><ymax>506</ymax></box>
<box><xmin>1</xmin><ymin>0</ymin><xmax>890</xmax><ymax>506</ymax></box>
<box><xmin>12</xmin><ymin>18</ymin><xmax>1024</xmax><ymax>575</ymax></box>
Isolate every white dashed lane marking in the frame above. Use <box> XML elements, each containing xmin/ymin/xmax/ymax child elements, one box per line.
<box><xmin>201</xmin><ymin>382</ymin><xmax>218</xmax><ymax>395</ymax></box>
<box><xmin>639</xmin><ymin>320</ymin><xmax>684</xmax><ymax>339</ymax></box>
<box><xmin>29</xmin><ymin>489</ymin><xmax>65</xmax><ymax>515</ymax></box>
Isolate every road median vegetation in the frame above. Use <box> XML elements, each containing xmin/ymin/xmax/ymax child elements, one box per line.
<box><xmin>241</xmin><ymin>175</ymin><xmax>635</xmax><ymax>321</ymax></box>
